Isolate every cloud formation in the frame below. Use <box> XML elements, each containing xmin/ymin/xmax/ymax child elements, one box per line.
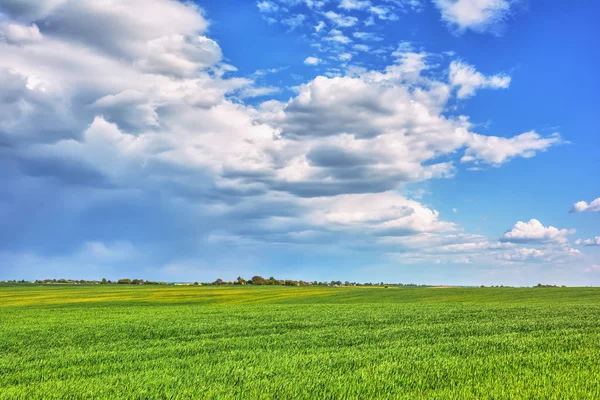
<box><xmin>576</xmin><ymin>237</ymin><xmax>600</xmax><ymax>247</ymax></box>
<box><xmin>0</xmin><ymin>0</ymin><xmax>584</xmax><ymax>281</ymax></box>
<box><xmin>500</xmin><ymin>219</ymin><xmax>575</xmax><ymax>244</ymax></box>
<box><xmin>461</xmin><ymin>131</ymin><xmax>563</xmax><ymax>166</ymax></box>
<box><xmin>449</xmin><ymin>61</ymin><xmax>510</xmax><ymax>99</ymax></box>
<box><xmin>433</xmin><ymin>0</ymin><xmax>516</xmax><ymax>34</ymax></box>
<box><xmin>304</xmin><ymin>56</ymin><xmax>321</xmax><ymax>65</ymax></box>
<box><xmin>570</xmin><ymin>198</ymin><xmax>600</xmax><ymax>213</ymax></box>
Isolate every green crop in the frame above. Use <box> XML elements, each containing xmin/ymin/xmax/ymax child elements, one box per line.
<box><xmin>1</xmin><ymin>284</ymin><xmax>599</xmax><ymax>399</ymax></box>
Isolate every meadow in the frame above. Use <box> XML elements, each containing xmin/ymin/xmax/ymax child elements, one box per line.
<box><xmin>1</xmin><ymin>284</ymin><xmax>599</xmax><ymax>399</ymax></box>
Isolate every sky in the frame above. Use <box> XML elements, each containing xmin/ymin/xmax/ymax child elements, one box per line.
<box><xmin>0</xmin><ymin>0</ymin><xmax>598</xmax><ymax>285</ymax></box>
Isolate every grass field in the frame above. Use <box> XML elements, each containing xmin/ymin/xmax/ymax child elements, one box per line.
<box><xmin>1</xmin><ymin>284</ymin><xmax>600</xmax><ymax>399</ymax></box>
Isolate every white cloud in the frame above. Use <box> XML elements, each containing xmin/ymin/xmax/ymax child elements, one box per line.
<box><xmin>353</xmin><ymin>31</ymin><xmax>383</xmax><ymax>41</ymax></box>
<box><xmin>433</xmin><ymin>0</ymin><xmax>516</xmax><ymax>34</ymax></box>
<box><xmin>353</xmin><ymin>44</ymin><xmax>370</xmax><ymax>51</ymax></box>
<box><xmin>575</xmin><ymin>237</ymin><xmax>600</xmax><ymax>247</ymax></box>
<box><xmin>570</xmin><ymin>198</ymin><xmax>600</xmax><ymax>213</ymax></box>
<box><xmin>282</xmin><ymin>14</ymin><xmax>307</xmax><ymax>30</ymax></box>
<box><xmin>258</xmin><ymin>53</ymin><xmax>562</xmax><ymax>197</ymax></box>
<box><xmin>136</xmin><ymin>35</ymin><xmax>222</xmax><ymax>77</ymax></box>
<box><xmin>324</xmin><ymin>11</ymin><xmax>359</xmax><ymax>27</ymax></box>
<box><xmin>324</xmin><ymin>29</ymin><xmax>352</xmax><ymax>44</ymax></box>
<box><xmin>238</xmin><ymin>86</ymin><xmax>281</xmax><ymax>98</ymax></box>
<box><xmin>385</xmin><ymin>232</ymin><xmax>583</xmax><ymax>267</ymax></box>
<box><xmin>304</xmin><ymin>56</ymin><xmax>321</xmax><ymax>66</ymax></box>
<box><xmin>461</xmin><ymin>131</ymin><xmax>563</xmax><ymax>166</ymax></box>
<box><xmin>339</xmin><ymin>0</ymin><xmax>371</xmax><ymax>10</ymax></box>
<box><xmin>0</xmin><ymin>22</ymin><xmax>43</xmax><ymax>44</ymax></box>
<box><xmin>315</xmin><ymin>21</ymin><xmax>326</xmax><ymax>32</ymax></box>
<box><xmin>449</xmin><ymin>61</ymin><xmax>510</xmax><ymax>99</ymax></box>
<box><xmin>0</xmin><ymin>0</ymin><xmax>569</xmax><ymax>273</ymax></box>
<box><xmin>307</xmin><ymin>192</ymin><xmax>456</xmax><ymax>235</ymax></box>
<box><xmin>369</xmin><ymin>6</ymin><xmax>398</xmax><ymax>20</ymax></box>
<box><xmin>500</xmin><ymin>219</ymin><xmax>575</xmax><ymax>244</ymax></box>
<box><xmin>257</xmin><ymin>1</ymin><xmax>280</xmax><ymax>13</ymax></box>
<box><xmin>498</xmin><ymin>247</ymin><xmax>545</xmax><ymax>262</ymax></box>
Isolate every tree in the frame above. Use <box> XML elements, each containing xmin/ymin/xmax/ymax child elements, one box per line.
<box><xmin>117</xmin><ymin>278</ymin><xmax>131</xmax><ymax>284</ymax></box>
<box><xmin>213</xmin><ymin>278</ymin><xmax>224</xmax><ymax>285</ymax></box>
<box><xmin>236</xmin><ymin>277</ymin><xmax>246</xmax><ymax>285</ymax></box>
<box><xmin>101</xmin><ymin>278</ymin><xmax>107</xmax><ymax>284</ymax></box>
<box><xmin>251</xmin><ymin>276</ymin><xmax>267</xmax><ymax>285</ymax></box>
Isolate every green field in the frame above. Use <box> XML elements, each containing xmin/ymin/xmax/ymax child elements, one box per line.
<box><xmin>1</xmin><ymin>284</ymin><xmax>599</xmax><ymax>399</ymax></box>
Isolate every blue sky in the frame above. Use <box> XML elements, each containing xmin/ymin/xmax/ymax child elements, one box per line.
<box><xmin>0</xmin><ymin>0</ymin><xmax>598</xmax><ymax>285</ymax></box>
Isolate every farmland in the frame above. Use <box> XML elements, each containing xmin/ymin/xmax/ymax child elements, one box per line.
<box><xmin>1</xmin><ymin>284</ymin><xmax>600</xmax><ymax>399</ymax></box>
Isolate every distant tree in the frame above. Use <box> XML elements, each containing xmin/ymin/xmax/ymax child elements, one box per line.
<box><xmin>236</xmin><ymin>277</ymin><xmax>246</xmax><ymax>285</ymax></box>
<box><xmin>117</xmin><ymin>278</ymin><xmax>131</xmax><ymax>284</ymax></box>
<box><xmin>194</xmin><ymin>282</ymin><xmax>199</xmax><ymax>286</ymax></box>
<box><xmin>213</xmin><ymin>278</ymin><xmax>224</xmax><ymax>285</ymax></box>
<box><xmin>101</xmin><ymin>278</ymin><xmax>108</xmax><ymax>284</ymax></box>
<box><xmin>251</xmin><ymin>276</ymin><xmax>267</xmax><ymax>285</ymax></box>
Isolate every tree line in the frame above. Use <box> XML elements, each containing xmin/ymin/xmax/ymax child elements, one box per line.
<box><xmin>10</xmin><ymin>277</ymin><xmax>430</xmax><ymax>287</ymax></box>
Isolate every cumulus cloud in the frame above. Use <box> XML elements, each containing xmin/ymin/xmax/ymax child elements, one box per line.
<box><xmin>323</xmin><ymin>28</ymin><xmax>352</xmax><ymax>44</ymax></box>
<box><xmin>353</xmin><ymin>31</ymin><xmax>383</xmax><ymax>41</ymax></box>
<box><xmin>461</xmin><ymin>131</ymin><xmax>563</xmax><ymax>166</ymax></box>
<box><xmin>498</xmin><ymin>247</ymin><xmax>545</xmax><ymax>262</ymax></box>
<box><xmin>368</xmin><ymin>5</ymin><xmax>398</xmax><ymax>21</ymax></box>
<box><xmin>570</xmin><ymin>198</ymin><xmax>600</xmax><ymax>213</ymax></box>
<box><xmin>0</xmin><ymin>0</ymin><xmax>570</xmax><ymax>275</ymax></box>
<box><xmin>304</xmin><ymin>56</ymin><xmax>321</xmax><ymax>65</ymax></box>
<box><xmin>135</xmin><ymin>35</ymin><xmax>222</xmax><ymax>77</ymax></box>
<box><xmin>386</xmin><ymin>232</ymin><xmax>583</xmax><ymax>266</ymax></box>
<box><xmin>0</xmin><ymin>22</ymin><xmax>43</xmax><ymax>44</ymax></box>
<box><xmin>575</xmin><ymin>237</ymin><xmax>600</xmax><ymax>247</ymax></box>
<box><xmin>433</xmin><ymin>0</ymin><xmax>516</xmax><ymax>34</ymax></box>
<box><xmin>449</xmin><ymin>61</ymin><xmax>510</xmax><ymax>99</ymax></box>
<box><xmin>257</xmin><ymin>1</ymin><xmax>280</xmax><ymax>13</ymax></box>
<box><xmin>500</xmin><ymin>219</ymin><xmax>575</xmax><ymax>244</ymax></box>
<box><xmin>339</xmin><ymin>0</ymin><xmax>372</xmax><ymax>10</ymax></box>
<box><xmin>324</xmin><ymin>11</ymin><xmax>359</xmax><ymax>27</ymax></box>
<box><xmin>306</xmin><ymin>192</ymin><xmax>456</xmax><ymax>235</ymax></box>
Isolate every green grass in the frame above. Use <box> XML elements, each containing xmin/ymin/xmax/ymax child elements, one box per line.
<box><xmin>1</xmin><ymin>284</ymin><xmax>600</xmax><ymax>399</ymax></box>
